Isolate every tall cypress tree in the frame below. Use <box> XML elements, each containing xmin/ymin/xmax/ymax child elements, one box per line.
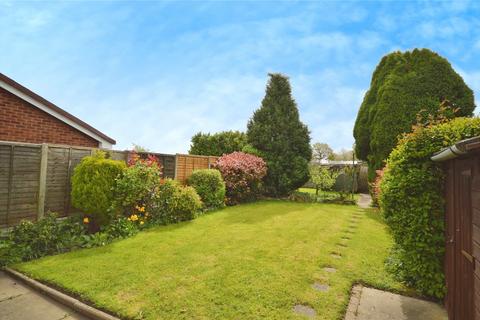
<box><xmin>247</xmin><ymin>73</ymin><xmax>312</xmax><ymax>196</ymax></box>
<box><xmin>353</xmin><ymin>48</ymin><xmax>475</xmax><ymax>180</ymax></box>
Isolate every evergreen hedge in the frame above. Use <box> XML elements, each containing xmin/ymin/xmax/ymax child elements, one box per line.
<box><xmin>380</xmin><ymin>117</ymin><xmax>480</xmax><ymax>298</ymax></box>
<box><xmin>354</xmin><ymin>49</ymin><xmax>475</xmax><ymax>180</ymax></box>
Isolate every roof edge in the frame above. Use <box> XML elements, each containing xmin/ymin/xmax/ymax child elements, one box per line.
<box><xmin>431</xmin><ymin>136</ymin><xmax>480</xmax><ymax>162</ymax></box>
<box><xmin>0</xmin><ymin>73</ymin><xmax>116</xmax><ymax>145</ymax></box>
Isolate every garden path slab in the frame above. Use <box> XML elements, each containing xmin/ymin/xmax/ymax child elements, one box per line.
<box><xmin>344</xmin><ymin>285</ymin><xmax>447</xmax><ymax>320</ymax></box>
<box><xmin>0</xmin><ymin>271</ymin><xmax>90</xmax><ymax>320</ymax></box>
<box><xmin>357</xmin><ymin>194</ymin><xmax>372</xmax><ymax>209</ymax></box>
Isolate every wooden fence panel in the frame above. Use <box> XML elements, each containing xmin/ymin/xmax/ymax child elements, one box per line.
<box><xmin>45</xmin><ymin>146</ymin><xmax>70</xmax><ymax>216</ymax></box>
<box><xmin>7</xmin><ymin>145</ymin><xmax>41</xmax><ymax>226</ymax></box>
<box><xmin>0</xmin><ymin>143</ymin><xmax>221</xmax><ymax>227</ymax></box>
<box><xmin>0</xmin><ymin>141</ymin><xmax>184</xmax><ymax>227</ymax></box>
<box><xmin>175</xmin><ymin>154</ymin><xmax>218</xmax><ymax>184</ymax></box>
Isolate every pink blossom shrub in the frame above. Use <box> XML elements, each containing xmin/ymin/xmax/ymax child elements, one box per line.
<box><xmin>215</xmin><ymin>152</ymin><xmax>267</xmax><ymax>205</ymax></box>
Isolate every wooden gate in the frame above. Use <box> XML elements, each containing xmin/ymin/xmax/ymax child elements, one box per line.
<box><xmin>445</xmin><ymin>155</ymin><xmax>480</xmax><ymax>320</ymax></box>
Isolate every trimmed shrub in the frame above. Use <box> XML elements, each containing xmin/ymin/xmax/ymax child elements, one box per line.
<box><xmin>247</xmin><ymin>73</ymin><xmax>312</xmax><ymax>196</ymax></box>
<box><xmin>187</xmin><ymin>169</ymin><xmax>226</xmax><ymax>209</ymax></box>
<box><xmin>189</xmin><ymin>131</ymin><xmax>248</xmax><ymax>156</ymax></box>
<box><xmin>380</xmin><ymin>116</ymin><xmax>480</xmax><ymax>298</ymax></box>
<box><xmin>71</xmin><ymin>151</ymin><xmax>126</xmax><ymax>227</ymax></box>
<box><xmin>215</xmin><ymin>152</ymin><xmax>267</xmax><ymax>205</ymax></box>
<box><xmin>151</xmin><ymin>179</ymin><xmax>202</xmax><ymax>223</ymax></box>
<box><xmin>114</xmin><ymin>151</ymin><xmax>162</xmax><ymax>217</ymax></box>
<box><xmin>353</xmin><ymin>49</ymin><xmax>475</xmax><ymax>181</ymax></box>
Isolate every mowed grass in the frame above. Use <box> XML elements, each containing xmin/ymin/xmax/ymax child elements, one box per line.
<box><xmin>15</xmin><ymin>201</ymin><xmax>403</xmax><ymax>320</ymax></box>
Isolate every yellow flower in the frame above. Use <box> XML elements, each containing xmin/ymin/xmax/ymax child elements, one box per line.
<box><xmin>139</xmin><ymin>206</ymin><xmax>145</xmax><ymax>212</ymax></box>
<box><xmin>140</xmin><ymin>221</ymin><xmax>144</xmax><ymax>225</ymax></box>
<box><xmin>130</xmin><ymin>214</ymin><xmax>139</xmax><ymax>221</ymax></box>
<box><xmin>83</xmin><ymin>217</ymin><xmax>89</xmax><ymax>224</ymax></box>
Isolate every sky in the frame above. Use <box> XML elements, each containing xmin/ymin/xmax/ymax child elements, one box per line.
<box><xmin>1</xmin><ymin>1</ymin><xmax>480</xmax><ymax>153</ymax></box>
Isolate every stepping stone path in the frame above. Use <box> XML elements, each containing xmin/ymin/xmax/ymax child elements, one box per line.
<box><xmin>293</xmin><ymin>304</ymin><xmax>317</xmax><ymax>318</ymax></box>
<box><xmin>312</xmin><ymin>282</ymin><xmax>329</xmax><ymax>292</ymax></box>
<box><xmin>292</xmin><ymin>201</ymin><xmax>371</xmax><ymax>317</ymax></box>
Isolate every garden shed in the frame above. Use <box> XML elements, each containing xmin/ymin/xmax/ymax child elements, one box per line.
<box><xmin>432</xmin><ymin>136</ymin><xmax>480</xmax><ymax>320</ymax></box>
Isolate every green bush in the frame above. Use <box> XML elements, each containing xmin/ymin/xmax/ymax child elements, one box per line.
<box><xmin>380</xmin><ymin>117</ymin><xmax>480</xmax><ymax>298</ymax></box>
<box><xmin>247</xmin><ymin>73</ymin><xmax>312</xmax><ymax>196</ymax></box>
<box><xmin>71</xmin><ymin>151</ymin><xmax>126</xmax><ymax>226</ymax></box>
<box><xmin>353</xmin><ymin>49</ymin><xmax>475</xmax><ymax>181</ymax></box>
<box><xmin>187</xmin><ymin>169</ymin><xmax>225</xmax><ymax>209</ymax></box>
<box><xmin>0</xmin><ymin>213</ymin><xmax>86</xmax><ymax>265</ymax></box>
<box><xmin>152</xmin><ymin>179</ymin><xmax>202</xmax><ymax>224</ymax></box>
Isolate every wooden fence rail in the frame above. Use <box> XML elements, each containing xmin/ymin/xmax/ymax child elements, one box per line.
<box><xmin>0</xmin><ymin>141</ymin><xmax>216</xmax><ymax>228</ymax></box>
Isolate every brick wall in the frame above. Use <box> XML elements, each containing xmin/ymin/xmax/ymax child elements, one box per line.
<box><xmin>0</xmin><ymin>87</ymin><xmax>99</xmax><ymax>147</ymax></box>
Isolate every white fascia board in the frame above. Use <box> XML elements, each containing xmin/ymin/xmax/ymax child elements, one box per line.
<box><xmin>0</xmin><ymin>80</ymin><xmax>112</xmax><ymax>149</ymax></box>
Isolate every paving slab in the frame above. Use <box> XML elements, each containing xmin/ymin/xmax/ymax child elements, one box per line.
<box><xmin>0</xmin><ymin>271</ymin><xmax>90</xmax><ymax>320</ymax></box>
<box><xmin>357</xmin><ymin>194</ymin><xmax>372</xmax><ymax>209</ymax></box>
<box><xmin>345</xmin><ymin>285</ymin><xmax>447</xmax><ymax>320</ymax></box>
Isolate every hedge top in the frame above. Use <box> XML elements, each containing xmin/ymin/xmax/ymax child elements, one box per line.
<box><xmin>353</xmin><ymin>48</ymin><xmax>475</xmax><ymax>179</ymax></box>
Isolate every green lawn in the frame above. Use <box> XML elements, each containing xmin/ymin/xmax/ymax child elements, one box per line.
<box><xmin>15</xmin><ymin>201</ymin><xmax>403</xmax><ymax>320</ymax></box>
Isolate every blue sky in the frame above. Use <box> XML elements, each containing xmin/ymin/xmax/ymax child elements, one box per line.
<box><xmin>1</xmin><ymin>1</ymin><xmax>479</xmax><ymax>153</ymax></box>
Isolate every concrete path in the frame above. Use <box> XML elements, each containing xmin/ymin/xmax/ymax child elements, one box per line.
<box><xmin>345</xmin><ymin>285</ymin><xmax>447</xmax><ymax>320</ymax></box>
<box><xmin>357</xmin><ymin>193</ymin><xmax>372</xmax><ymax>209</ymax></box>
<box><xmin>0</xmin><ymin>271</ymin><xmax>90</xmax><ymax>320</ymax></box>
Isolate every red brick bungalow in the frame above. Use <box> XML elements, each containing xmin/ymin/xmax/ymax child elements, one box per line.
<box><xmin>0</xmin><ymin>73</ymin><xmax>115</xmax><ymax>148</ymax></box>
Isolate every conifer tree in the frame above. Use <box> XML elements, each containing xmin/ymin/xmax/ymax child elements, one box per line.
<box><xmin>354</xmin><ymin>48</ymin><xmax>475</xmax><ymax>180</ymax></box>
<box><xmin>247</xmin><ymin>73</ymin><xmax>312</xmax><ymax>196</ymax></box>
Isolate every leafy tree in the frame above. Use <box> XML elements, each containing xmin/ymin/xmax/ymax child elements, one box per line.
<box><xmin>189</xmin><ymin>131</ymin><xmax>247</xmax><ymax>156</ymax></box>
<box><xmin>247</xmin><ymin>73</ymin><xmax>312</xmax><ymax>196</ymax></box>
<box><xmin>331</xmin><ymin>148</ymin><xmax>354</xmax><ymax>161</ymax></box>
<box><xmin>309</xmin><ymin>165</ymin><xmax>339</xmax><ymax>197</ymax></box>
<box><xmin>353</xmin><ymin>48</ymin><xmax>475</xmax><ymax>180</ymax></box>
<box><xmin>312</xmin><ymin>143</ymin><xmax>334</xmax><ymax>161</ymax></box>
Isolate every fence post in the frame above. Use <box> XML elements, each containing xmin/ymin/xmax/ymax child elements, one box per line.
<box><xmin>37</xmin><ymin>144</ymin><xmax>48</xmax><ymax>219</ymax></box>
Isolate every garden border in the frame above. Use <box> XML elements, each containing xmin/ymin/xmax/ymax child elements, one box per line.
<box><xmin>4</xmin><ymin>267</ymin><xmax>120</xmax><ymax>320</ymax></box>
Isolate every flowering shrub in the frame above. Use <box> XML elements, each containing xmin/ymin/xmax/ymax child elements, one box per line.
<box><xmin>215</xmin><ymin>152</ymin><xmax>267</xmax><ymax>205</ymax></box>
<box><xmin>114</xmin><ymin>151</ymin><xmax>162</xmax><ymax>218</ymax></box>
<box><xmin>151</xmin><ymin>179</ymin><xmax>202</xmax><ymax>223</ymax></box>
<box><xmin>187</xmin><ymin>169</ymin><xmax>226</xmax><ymax>209</ymax></box>
<box><xmin>71</xmin><ymin>151</ymin><xmax>126</xmax><ymax>228</ymax></box>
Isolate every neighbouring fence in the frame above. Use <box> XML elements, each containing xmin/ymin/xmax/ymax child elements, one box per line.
<box><xmin>0</xmin><ymin>141</ymin><xmax>216</xmax><ymax>228</ymax></box>
<box><xmin>175</xmin><ymin>154</ymin><xmax>219</xmax><ymax>184</ymax></box>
